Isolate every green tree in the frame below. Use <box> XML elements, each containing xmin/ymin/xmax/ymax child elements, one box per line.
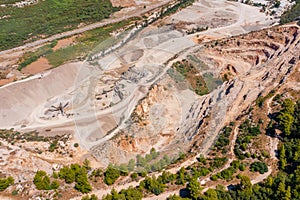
<box><xmin>250</xmin><ymin>162</ymin><xmax>268</xmax><ymax>174</ymax></box>
<box><xmin>33</xmin><ymin>170</ymin><xmax>58</xmax><ymax>190</ymax></box>
<box><xmin>276</xmin><ymin>181</ymin><xmax>286</xmax><ymax>199</ymax></box>
<box><xmin>187</xmin><ymin>178</ymin><xmax>201</xmax><ymax>199</ymax></box>
<box><xmin>59</xmin><ymin>164</ymin><xmax>91</xmax><ymax>193</ymax></box>
<box><xmin>238</xmin><ymin>175</ymin><xmax>252</xmax><ymax>196</ymax></box>
<box><xmin>59</xmin><ymin>166</ymin><xmax>75</xmax><ymax>183</ymax></box>
<box><xmin>83</xmin><ymin>159</ymin><xmax>91</xmax><ymax>171</ymax></box>
<box><xmin>127</xmin><ymin>159</ymin><xmax>136</xmax><ymax>171</ymax></box>
<box><xmin>176</xmin><ymin>167</ymin><xmax>186</xmax><ymax>185</ymax></box>
<box><xmin>33</xmin><ymin>171</ymin><xmax>51</xmax><ymax>190</ymax></box>
<box><xmin>279</xmin><ymin>145</ymin><xmax>287</xmax><ymax>170</ymax></box>
<box><xmin>50</xmin><ymin>180</ymin><xmax>60</xmax><ymax>190</ymax></box>
<box><xmin>285</xmin><ymin>186</ymin><xmax>291</xmax><ymax>200</ymax></box>
<box><xmin>0</xmin><ymin>176</ymin><xmax>14</xmax><ymax>191</ymax></box>
<box><xmin>130</xmin><ymin>172</ymin><xmax>138</xmax><ymax>181</ymax></box>
<box><xmin>120</xmin><ymin>187</ymin><xmax>143</xmax><ymax>200</ymax></box>
<box><xmin>136</xmin><ymin>155</ymin><xmax>147</xmax><ymax>167</ymax></box>
<box><xmin>75</xmin><ymin>172</ymin><xmax>92</xmax><ymax>193</ymax></box>
<box><xmin>204</xmin><ymin>188</ymin><xmax>218</xmax><ymax>200</ymax></box>
<box><xmin>278</xmin><ymin>99</ymin><xmax>295</xmax><ymax>136</ymax></box>
<box><xmin>167</xmin><ymin>195</ymin><xmax>190</xmax><ymax>200</ymax></box>
<box><xmin>104</xmin><ymin>165</ymin><xmax>120</xmax><ymax>185</ymax></box>
<box><xmin>150</xmin><ymin>148</ymin><xmax>159</xmax><ymax>159</ymax></box>
<box><xmin>140</xmin><ymin>176</ymin><xmax>165</xmax><ymax>195</ymax></box>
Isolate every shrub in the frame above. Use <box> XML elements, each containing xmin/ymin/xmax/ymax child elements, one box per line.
<box><xmin>131</xmin><ymin>172</ymin><xmax>138</xmax><ymax>180</ymax></box>
<box><xmin>33</xmin><ymin>171</ymin><xmax>58</xmax><ymax>190</ymax></box>
<box><xmin>250</xmin><ymin>162</ymin><xmax>268</xmax><ymax>174</ymax></box>
<box><xmin>0</xmin><ymin>176</ymin><xmax>14</xmax><ymax>191</ymax></box>
<box><xmin>104</xmin><ymin>165</ymin><xmax>120</xmax><ymax>185</ymax></box>
<box><xmin>239</xmin><ymin>164</ymin><xmax>246</xmax><ymax>171</ymax></box>
<box><xmin>140</xmin><ymin>176</ymin><xmax>165</xmax><ymax>195</ymax></box>
<box><xmin>12</xmin><ymin>190</ymin><xmax>18</xmax><ymax>196</ymax></box>
<box><xmin>58</xmin><ymin>164</ymin><xmax>91</xmax><ymax>193</ymax></box>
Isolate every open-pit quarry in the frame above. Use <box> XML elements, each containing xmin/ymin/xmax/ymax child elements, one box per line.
<box><xmin>0</xmin><ymin>0</ymin><xmax>299</xmax><ymax>199</ymax></box>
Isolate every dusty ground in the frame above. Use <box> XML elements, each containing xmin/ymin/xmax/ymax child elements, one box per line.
<box><xmin>1</xmin><ymin>0</ymin><xmax>299</xmax><ymax>199</ymax></box>
<box><xmin>21</xmin><ymin>57</ymin><xmax>52</xmax><ymax>75</ymax></box>
<box><xmin>0</xmin><ymin>0</ymin><xmax>277</xmax><ymax>165</ymax></box>
<box><xmin>52</xmin><ymin>36</ymin><xmax>77</xmax><ymax>51</ymax></box>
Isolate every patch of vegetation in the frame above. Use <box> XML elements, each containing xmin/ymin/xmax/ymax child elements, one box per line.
<box><xmin>82</xmin><ymin>194</ymin><xmax>98</xmax><ymax>200</ymax></box>
<box><xmin>167</xmin><ymin>195</ymin><xmax>190</xmax><ymax>200</ymax></box>
<box><xmin>277</xmin><ymin>98</ymin><xmax>295</xmax><ymax>136</ymax></box>
<box><xmin>250</xmin><ymin>161</ymin><xmax>268</xmax><ymax>174</ymax></box>
<box><xmin>234</xmin><ymin>119</ymin><xmax>261</xmax><ymax>160</ymax></box>
<box><xmin>33</xmin><ymin>171</ymin><xmax>59</xmax><ymax>190</ymax></box>
<box><xmin>256</xmin><ymin>90</ymin><xmax>276</xmax><ymax>108</ymax></box>
<box><xmin>216</xmin><ymin>167</ymin><xmax>237</xmax><ymax>181</ymax></box>
<box><xmin>211</xmin><ymin>157</ymin><xmax>228</xmax><ymax>169</ymax></box>
<box><xmin>45</xmin><ymin>18</ymin><xmax>137</xmax><ymax>67</ymax></box>
<box><xmin>58</xmin><ymin>164</ymin><xmax>91</xmax><ymax>193</ymax></box>
<box><xmin>16</xmin><ymin>18</ymin><xmax>137</xmax><ymax>70</ymax></box>
<box><xmin>214</xmin><ymin>126</ymin><xmax>232</xmax><ymax>154</ymax></box>
<box><xmin>17</xmin><ymin>41</ymin><xmax>57</xmax><ymax>70</ymax></box>
<box><xmin>198</xmin><ymin>96</ymin><xmax>300</xmax><ymax>200</ymax></box>
<box><xmin>186</xmin><ymin>178</ymin><xmax>202</xmax><ymax>199</ymax></box>
<box><xmin>161</xmin><ymin>0</ymin><xmax>196</xmax><ymax>17</ymax></box>
<box><xmin>202</xmin><ymin>72</ymin><xmax>223</xmax><ymax>92</ymax></box>
<box><xmin>186</xmin><ymin>26</ymin><xmax>208</xmax><ymax>34</ymax></box>
<box><xmin>0</xmin><ymin>130</ymin><xmax>48</xmax><ymax>143</ymax></box>
<box><xmin>48</xmin><ymin>140</ymin><xmax>58</xmax><ymax>152</ymax></box>
<box><xmin>280</xmin><ymin>0</ymin><xmax>300</xmax><ymax>24</ymax></box>
<box><xmin>104</xmin><ymin>164</ymin><xmax>121</xmax><ymax>185</ymax></box>
<box><xmin>256</xmin><ymin>90</ymin><xmax>275</xmax><ymax>108</ymax></box>
<box><xmin>0</xmin><ymin>0</ymin><xmax>121</xmax><ymax>51</ymax></box>
<box><xmin>140</xmin><ymin>176</ymin><xmax>166</xmax><ymax>195</ymax></box>
<box><xmin>0</xmin><ymin>176</ymin><xmax>14</xmax><ymax>191</ymax></box>
<box><xmin>103</xmin><ymin>187</ymin><xmax>143</xmax><ymax>200</ymax></box>
<box><xmin>0</xmin><ymin>130</ymin><xmax>70</xmax><ymax>147</ymax></box>
<box><xmin>113</xmin><ymin>148</ymin><xmax>183</xmax><ymax>176</ymax></box>
<box><xmin>172</xmin><ymin>59</ymin><xmax>209</xmax><ymax>95</ymax></box>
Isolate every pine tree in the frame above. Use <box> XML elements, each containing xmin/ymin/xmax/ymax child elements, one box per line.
<box><xmin>187</xmin><ymin>178</ymin><xmax>201</xmax><ymax>200</ymax></box>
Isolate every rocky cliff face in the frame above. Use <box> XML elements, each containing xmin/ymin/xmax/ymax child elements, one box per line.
<box><xmin>91</xmin><ymin>23</ymin><xmax>300</xmax><ymax>165</ymax></box>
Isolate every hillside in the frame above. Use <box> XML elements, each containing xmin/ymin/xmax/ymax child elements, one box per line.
<box><xmin>0</xmin><ymin>0</ymin><xmax>299</xmax><ymax>199</ymax></box>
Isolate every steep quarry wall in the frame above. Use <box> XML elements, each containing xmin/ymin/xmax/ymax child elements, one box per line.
<box><xmin>91</xmin><ymin>24</ymin><xmax>300</xmax><ymax>165</ymax></box>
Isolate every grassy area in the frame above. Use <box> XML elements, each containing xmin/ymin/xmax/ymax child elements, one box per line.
<box><xmin>46</xmin><ymin>18</ymin><xmax>137</xmax><ymax>67</ymax></box>
<box><xmin>0</xmin><ymin>129</ymin><xmax>63</xmax><ymax>145</ymax></box>
<box><xmin>18</xmin><ymin>18</ymin><xmax>138</xmax><ymax>68</ymax></box>
<box><xmin>172</xmin><ymin>59</ymin><xmax>209</xmax><ymax>95</ymax></box>
<box><xmin>203</xmin><ymin>72</ymin><xmax>223</xmax><ymax>91</ymax></box>
<box><xmin>17</xmin><ymin>41</ymin><xmax>57</xmax><ymax>71</ymax></box>
<box><xmin>0</xmin><ymin>0</ymin><xmax>121</xmax><ymax>51</ymax></box>
<box><xmin>0</xmin><ymin>0</ymin><xmax>21</xmax><ymax>3</ymax></box>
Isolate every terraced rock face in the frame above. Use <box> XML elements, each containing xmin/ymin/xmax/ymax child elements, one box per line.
<box><xmin>90</xmin><ymin>24</ymin><xmax>300</xmax><ymax>165</ymax></box>
<box><xmin>197</xmin><ymin>25</ymin><xmax>299</xmax><ymax>80</ymax></box>
<box><xmin>0</xmin><ymin>0</ymin><xmax>295</xmax><ymax>168</ymax></box>
<box><xmin>188</xmin><ymin>24</ymin><xmax>300</xmax><ymax>152</ymax></box>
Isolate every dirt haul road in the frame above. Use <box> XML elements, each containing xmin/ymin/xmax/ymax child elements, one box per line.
<box><xmin>0</xmin><ymin>0</ymin><xmax>274</xmax><ymax>151</ymax></box>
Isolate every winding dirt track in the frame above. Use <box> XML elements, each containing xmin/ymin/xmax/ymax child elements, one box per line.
<box><xmin>0</xmin><ymin>1</ymin><xmax>282</xmax><ymax>198</ymax></box>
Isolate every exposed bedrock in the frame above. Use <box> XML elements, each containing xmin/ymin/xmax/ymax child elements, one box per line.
<box><xmin>91</xmin><ymin>25</ymin><xmax>300</xmax><ymax>165</ymax></box>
